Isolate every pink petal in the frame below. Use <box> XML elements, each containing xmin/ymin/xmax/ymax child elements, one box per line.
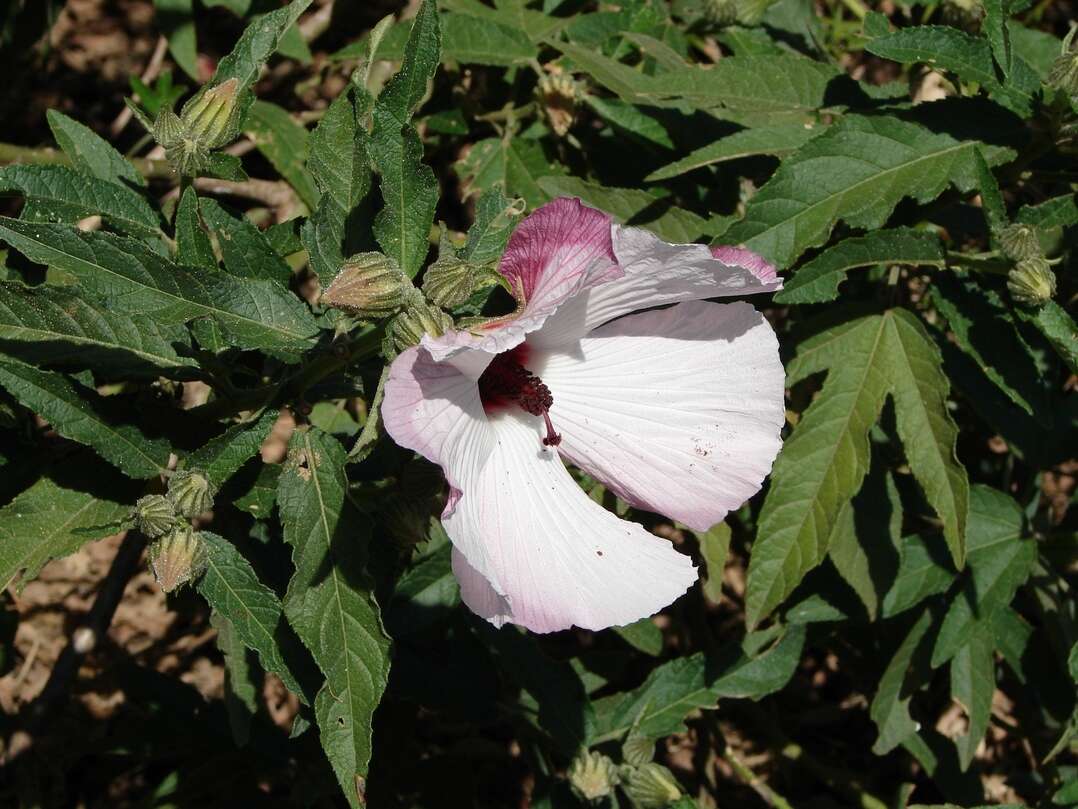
<box><xmin>530</xmin><ymin>226</ymin><xmax>782</xmax><ymax>351</ymax></box>
<box><xmin>423</xmin><ymin>197</ymin><xmax>621</xmax><ymax>363</ymax></box>
<box><xmin>535</xmin><ymin>300</ymin><xmax>785</xmax><ymax>532</ymax></box>
<box><xmin>443</xmin><ymin>412</ymin><xmax>697</xmax><ymax>633</ymax></box>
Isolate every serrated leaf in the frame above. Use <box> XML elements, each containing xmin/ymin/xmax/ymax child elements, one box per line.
<box><xmin>1017</xmin><ymin>301</ymin><xmax>1078</xmax><ymax>376</ymax></box>
<box><xmin>538</xmin><ymin>176</ymin><xmax>719</xmax><ymax>242</ymax></box>
<box><xmin>245</xmin><ymin>100</ymin><xmax>319</xmax><ymax>209</ymax></box>
<box><xmin>198</xmin><ymin>531</ymin><xmax>312</xmax><ymax>701</ymax></box>
<box><xmin>0</xmin><ymin>360</ymin><xmax>170</xmax><ymax>478</ymax></box>
<box><xmin>371</xmin><ymin>0</ymin><xmax>441</xmax><ymax>278</ymax></box>
<box><xmin>456</xmin><ymin>137</ymin><xmax>564</xmax><ymax>209</ymax></box>
<box><xmin>746</xmin><ymin>309</ymin><xmax>968</xmax><ymax>627</ymax></box>
<box><xmin>46</xmin><ymin>110</ymin><xmax>144</xmax><ymax>188</ymax></box>
<box><xmin>0</xmin><ymin>165</ymin><xmax>161</xmax><ymax>239</ymax></box>
<box><xmin>0</xmin><ymin>281</ymin><xmax>197</xmax><ymax>378</ymax></box>
<box><xmin>461</xmin><ymin>187</ymin><xmax>521</xmax><ymax>265</ymax></box>
<box><xmin>175</xmin><ymin>188</ymin><xmax>217</xmax><ymax>270</ymax></box>
<box><xmin>209</xmin><ymin>0</ymin><xmax>313</xmax><ymax>91</ymax></box>
<box><xmin>584</xmin><ymin>96</ymin><xmax>675</xmax><ymax>149</ymax></box>
<box><xmin>440</xmin><ymin>11</ymin><xmax>536</xmax><ymax>65</ymax></box>
<box><xmin>277</xmin><ymin>429</ymin><xmax>391</xmax><ymax>807</ymax></box>
<box><xmin>234</xmin><ymin>463</ymin><xmax>281</xmax><ymax>517</ymax></box>
<box><xmin>866</xmin><ymin>25</ymin><xmax>1032</xmax><ymax>116</ymax></box>
<box><xmin>723</xmin><ymin>114</ymin><xmax>1007</xmax><ymax>270</ymax></box>
<box><xmin>950</xmin><ymin>624</ymin><xmax>995</xmax><ymax>771</ymax></box>
<box><xmin>0</xmin><ymin>220</ymin><xmax>318</xmax><ymax>361</ymax></box>
<box><xmin>0</xmin><ymin>474</ymin><xmax>132</xmax><ymax>591</ymax></box>
<box><xmin>199</xmin><ymin>198</ymin><xmax>293</xmax><ymax>285</ymax></box>
<box><xmin>442</xmin><ymin>0</ymin><xmax>565</xmax><ymax>41</ymax></box>
<box><xmin>931</xmin><ymin>486</ymin><xmax>1034</xmax><ymax>668</ymax></box>
<box><xmin>1016</xmin><ymin>193</ymin><xmax>1078</xmax><ymax>229</ymax></box>
<box><xmin>302</xmin><ymin>82</ymin><xmax>374</xmax><ymax>287</ymax></box>
<box><xmin>613</xmin><ymin>618</ymin><xmax>664</xmax><ymax>656</ymax></box>
<box><xmin>646</xmin><ymin>124</ymin><xmax>825</xmax><ymax>182</ymax></box>
<box><xmin>931</xmin><ymin>275</ymin><xmax>1045</xmax><ymax>416</ymax></box>
<box><xmin>590</xmin><ymin>624</ymin><xmax>806</xmax><ymax>743</ymax></box>
<box><xmin>184</xmin><ymin>409</ymin><xmax>279</xmax><ymax>488</ymax></box>
<box><xmin>871</xmin><ymin>606</ymin><xmax>938</xmax><ymax>754</ymax></box>
<box><xmin>776</xmin><ymin>228</ymin><xmax>945</xmax><ymax>304</ymax></box>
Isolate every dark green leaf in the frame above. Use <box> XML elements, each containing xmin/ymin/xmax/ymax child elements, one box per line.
<box><xmin>175</xmin><ymin>188</ymin><xmax>217</xmax><ymax>271</ymax></box>
<box><xmin>950</xmin><ymin>625</ymin><xmax>995</xmax><ymax>771</ymax></box>
<box><xmin>185</xmin><ymin>409</ymin><xmax>279</xmax><ymax>488</ymax></box>
<box><xmin>199</xmin><ymin>198</ymin><xmax>293</xmax><ymax>285</ymax></box>
<box><xmin>209</xmin><ymin>0</ymin><xmax>313</xmax><ymax>91</ymax></box>
<box><xmin>646</xmin><ymin>124</ymin><xmax>826</xmax><ymax>182</ymax></box>
<box><xmin>245</xmin><ymin>100</ymin><xmax>319</xmax><ymax>209</ymax></box>
<box><xmin>871</xmin><ymin>606</ymin><xmax>938</xmax><ymax>754</ymax></box>
<box><xmin>46</xmin><ymin>110</ymin><xmax>144</xmax><ymax>188</ymax></box>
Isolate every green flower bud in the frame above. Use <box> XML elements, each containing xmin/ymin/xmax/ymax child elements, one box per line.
<box><xmin>941</xmin><ymin>0</ymin><xmax>984</xmax><ymax>32</ymax></box>
<box><xmin>998</xmin><ymin>222</ymin><xmax>1043</xmax><ymax>262</ymax></box>
<box><xmin>567</xmin><ymin>750</ymin><xmax>619</xmax><ymax>803</ymax></box>
<box><xmin>387</xmin><ymin>287</ymin><xmax>454</xmax><ymax>354</ymax></box>
<box><xmin>149</xmin><ymin>525</ymin><xmax>206</xmax><ymax>593</ymax></box>
<box><xmin>180</xmin><ymin>78</ymin><xmax>242</xmax><ymax>150</ymax></box>
<box><xmin>133</xmin><ymin>494</ymin><xmax>180</xmax><ymax>539</ymax></box>
<box><xmin>537</xmin><ymin>73</ymin><xmax>579</xmax><ymax>137</ymax></box>
<box><xmin>422</xmin><ymin>253</ymin><xmax>486</xmax><ymax>309</ymax></box>
<box><xmin>623</xmin><ymin>763</ymin><xmax>683</xmax><ymax>809</ymax></box>
<box><xmin>323</xmin><ymin>253</ymin><xmax>409</xmax><ymax>320</ymax></box>
<box><xmin>702</xmin><ymin>0</ymin><xmax>737</xmax><ymax>26</ymax></box>
<box><xmin>1048</xmin><ymin>52</ymin><xmax>1078</xmax><ymax>97</ymax></box>
<box><xmin>167</xmin><ymin>469</ymin><xmax>216</xmax><ymax>519</ymax></box>
<box><xmin>166</xmin><ymin>137</ymin><xmax>210</xmax><ymax>177</ymax></box>
<box><xmin>1007</xmin><ymin>257</ymin><xmax>1057</xmax><ymax>307</ymax></box>
<box><xmin>152</xmin><ymin>109</ymin><xmax>185</xmax><ymax>149</ymax></box>
<box><xmin>735</xmin><ymin>0</ymin><xmax>780</xmax><ymax>26</ymax></box>
<box><xmin>622</xmin><ymin>732</ymin><xmax>656</xmax><ymax>768</ymax></box>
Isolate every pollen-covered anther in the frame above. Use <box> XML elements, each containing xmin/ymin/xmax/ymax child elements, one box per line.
<box><xmin>478</xmin><ymin>350</ymin><xmax>561</xmax><ymax>447</ymax></box>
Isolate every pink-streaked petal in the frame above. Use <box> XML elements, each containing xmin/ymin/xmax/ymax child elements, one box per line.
<box><xmin>530</xmin><ymin>225</ymin><xmax>782</xmax><ymax>350</ymax></box>
<box><xmin>534</xmin><ymin>300</ymin><xmax>785</xmax><ymax>532</ymax></box>
<box><xmin>499</xmin><ymin>197</ymin><xmax>619</xmax><ymax>301</ymax></box>
<box><xmin>381</xmin><ymin>346</ymin><xmax>494</xmax><ymax>491</ymax></box>
<box><xmin>709</xmin><ymin>245</ymin><xmax>778</xmax><ymax>285</ymax></box>
<box><xmin>423</xmin><ymin>198</ymin><xmax>622</xmax><ymax>363</ymax></box>
<box><xmin>442</xmin><ymin>412</ymin><xmax>697</xmax><ymax>633</ymax></box>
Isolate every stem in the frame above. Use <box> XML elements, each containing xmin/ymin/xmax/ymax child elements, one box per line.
<box><xmin>0</xmin><ymin>141</ymin><xmax>173</xmax><ymax>178</ymax></box>
<box><xmin>722</xmin><ymin>747</ymin><xmax>796</xmax><ymax>809</ymax></box>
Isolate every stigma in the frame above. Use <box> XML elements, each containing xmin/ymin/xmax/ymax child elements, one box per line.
<box><xmin>478</xmin><ymin>346</ymin><xmax>562</xmax><ymax>447</ymax></box>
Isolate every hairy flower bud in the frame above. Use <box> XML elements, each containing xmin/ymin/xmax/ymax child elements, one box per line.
<box><xmin>567</xmin><ymin>750</ymin><xmax>618</xmax><ymax>803</ymax></box>
<box><xmin>537</xmin><ymin>73</ymin><xmax>579</xmax><ymax>137</ymax></box>
<box><xmin>1007</xmin><ymin>257</ymin><xmax>1057</xmax><ymax>306</ymax></box>
<box><xmin>622</xmin><ymin>732</ymin><xmax>656</xmax><ymax>768</ymax></box>
<box><xmin>622</xmin><ymin>763</ymin><xmax>683</xmax><ymax>809</ymax></box>
<box><xmin>133</xmin><ymin>494</ymin><xmax>179</xmax><ymax>539</ymax></box>
<box><xmin>998</xmin><ymin>222</ymin><xmax>1043</xmax><ymax>262</ymax></box>
<box><xmin>323</xmin><ymin>253</ymin><xmax>409</xmax><ymax>320</ymax></box>
<box><xmin>181</xmin><ymin>78</ymin><xmax>242</xmax><ymax>150</ymax></box>
<box><xmin>422</xmin><ymin>254</ymin><xmax>483</xmax><ymax>309</ymax></box>
<box><xmin>167</xmin><ymin>469</ymin><xmax>216</xmax><ymax>519</ymax></box>
<box><xmin>702</xmin><ymin>0</ymin><xmax>737</xmax><ymax>26</ymax></box>
<box><xmin>387</xmin><ymin>287</ymin><xmax>454</xmax><ymax>354</ymax></box>
<box><xmin>1047</xmin><ymin>26</ymin><xmax>1078</xmax><ymax>96</ymax></box>
<box><xmin>149</xmin><ymin>526</ymin><xmax>206</xmax><ymax>593</ymax></box>
<box><xmin>152</xmin><ymin>109</ymin><xmax>185</xmax><ymax>149</ymax></box>
<box><xmin>735</xmin><ymin>0</ymin><xmax>780</xmax><ymax>26</ymax></box>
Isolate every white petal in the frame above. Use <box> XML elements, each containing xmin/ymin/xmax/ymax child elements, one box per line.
<box><xmin>530</xmin><ymin>225</ymin><xmax>782</xmax><ymax>351</ymax></box>
<box><xmin>534</xmin><ymin>300</ymin><xmax>785</xmax><ymax>532</ymax></box>
<box><xmin>443</xmin><ymin>413</ymin><xmax>697</xmax><ymax>633</ymax></box>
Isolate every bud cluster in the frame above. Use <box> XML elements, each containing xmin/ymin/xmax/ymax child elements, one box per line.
<box><xmin>148</xmin><ymin>78</ymin><xmax>244</xmax><ymax>176</ymax></box>
<box><xmin>537</xmin><ymin>73</ymin><xmax>579</xmax><ymax>137</ymax></box>
<box><xmin>1047</xmin><ymin>25</ymin><xmax>1078</xmax><ymax>98</ymax></box>
<box><xmin>995</xmin><ymin>222</ymin><xmax>1057</xmax><ymax>308</ymax></box>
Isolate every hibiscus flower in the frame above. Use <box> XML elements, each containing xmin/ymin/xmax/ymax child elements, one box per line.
<box><xmin>382</xmin><ymin>197</ymin><xmax>785</xmax><ymax>633</ymax></box>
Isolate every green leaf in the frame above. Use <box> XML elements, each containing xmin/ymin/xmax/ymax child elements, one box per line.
<box><xmin>184</xmin><ymin>409</ymin><xmax>279</xmax><ymax>488</ymax></box>
<box><xmin>371</xmin><ymin>0</ymin><xmax>442</xmax><ymax>278</ymax></box>
<box><xmin>461</xmin><ymin>187</ymin><xmax>522</xmax><ymax>265</ymax></box>
<box><xmin>388</xmin><ymin>529</ymin><xmax>460</xmax><ymax>636</ymax></box>
<box><xmin>0</xmin><ymin>220</ymin><xmax>318</xmax><ymax>361</ymax></box>
<box><xmin>866</xmin><ymin>25</ymin><xmax>1032</xmax><ymax>116</ymax></box>
<box><xmin>442</xmin><ymin>0</ymin><xmax>565</xmax><ymax>41</ymax></box>
<box><xmin>590</xmin><ymin>624</ymin><xmax>806</xmax><ymax>743</ymax></box>
<box><xmin>973</xmin><ymin>147</ymin><xmax>1007</xmax><ymax>235</ymax></box>
<box><xmin>277</xmin><ymin>429</ymin><xmax>391</xmax><ymax>807</ymax></box>
<box><xmin>613</xmin><ymin>618</ymin><xmax>664</xmax><ymax>656</ymax></box>
<box><xmin>175</xmin><ymin>188</ymin><xmax>217</xmax><ymax>270</ymax></box>
<box><xmin>646</xmin><ymin>124</ymin><xmax>826</xmax><ymax>181</ymax></box>
<box><xmin>930</xmin><ymin>275</ymin><xmax>1045</xmax><ymax>416</ymax></box>
<box><xmin>197</xmin><ymin>531</ymin><xmax>311</xmax><ymax>701</ymax></box>
<box><xmin>209</xmin><ymin>0</ymin><xmax>313</xmax><ymax>92</ymax></box>
<box><xmin>0</xmin><ymin>473</ymin><xmax>133</xmax><ymax>591</ymax></box>
<box><xmin>931</xmin><ymin>486</ymin><xmax>1034</xmax><ymax>668</ymax></box>
<box><xmin>776</xmin><ymin>228</ymin><xmax>945</xmax><ymax>304</ymax></box>
<box><xmin>234</xmin><ymin>463</ymin><xmax>281</xmax><ymax>518</ymax></box>
<box><xmin>440</xmin><ymin>11</ymin><xmax>536</xmax><ymax>65</ymax></box>
<box><xmin>0</xmin><ymin>360</ymin><xmax>171</xmax><ymax>479</ymax></box>
<box><xmin>456</xmin><ymin>137</ymin><xmax>564</xmax><ymax>210</ymax></box>
<box><xmin>723</xmin><ymin>114</ymin><xmax>1009</xmax><ymax>270</ymax></box>
<box><xmin>0</xmin><ymin>282</ymin><xmax>197</xmax><ymax>378</ymax></box>
<box><xmin>154</xmin><ymin>0</ymin><xmax>200</xmax><ymax>81</ymax></box>
<box><xmin>245</xmin><ymin>100</ymin><xmax>319</xmax><ymax>209</ymax></box>
<box><xmin>212</xmin><ymin>612</ymin><xmax>260</xmax><ymax>747</ymax></box>
<box><xmin>0</xmin><ymin>165</ymin><xmax>161</xmax><ymax>239</ymax></box>
<box><xmin>538</xmin><ymin>176</ymin><xmax>718</xmax><ymax>242</ymax></box>
<box><xmin>871</xmin><ymin>606</ymin><xmax>938</xmax><ymax>754</ymax></box>
<box><xmin>746</xmin><ymin>309</ymin><xmax>968</xmax><ymax>627</ymax></box>
<box><xmin>880</xmin><ymin>534</ymin><xmax>957</xmax><ymax>619</ymax></box>
<box><xmin>584</xmin><ymin>96</ymin><xmax>675</xmax><ymax>149</ymax></box>
<box><xmin>301</xmin><ymin>82</ymin><xmax>374</xmax><ymax>287</ymax></box>
<box><xmin>949</xmin><ymin>625</ymin><xmax>995</xmax><ymax>771</ymax></box>
<box><xmin>198</xmin><ymin>198</ymin><xmax>293</xmax><ymax>285</ymax></box>
<box><xmin>46</xmin><ymin>110</ymin><xmax>144</xmax><ymax>188</ymax></box>
<box><xmin>1017</xmin><ymin>301</ymin><xmax>1078</xmax><ymax>376</ymax></box>
<box><xmin>698</xmin><ymin>521</ymin><xmax>731</xmax><ymax>605</ymax></box>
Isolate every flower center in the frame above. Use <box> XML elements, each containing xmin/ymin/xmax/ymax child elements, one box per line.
<box><xmin>477</xmin><ymin>346</ymin><xmax>562</xmax><ymax>447</ymax></box>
